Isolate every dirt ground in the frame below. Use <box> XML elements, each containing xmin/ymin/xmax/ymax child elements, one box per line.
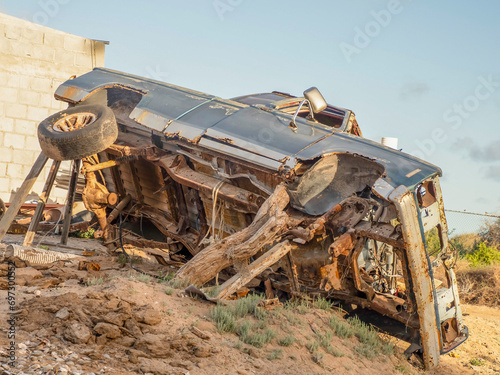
<box><xmin>0</xmin><ymin>235</ymin><xmax>499</xmax><ymax>375</ymax></box>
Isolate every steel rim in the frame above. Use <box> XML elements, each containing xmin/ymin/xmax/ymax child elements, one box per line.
<box><xmin>53</xmin><ymin>112</ymin><xmax>97</xmax><ymax>132</ymax></box>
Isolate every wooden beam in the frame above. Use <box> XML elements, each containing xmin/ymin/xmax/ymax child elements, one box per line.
<box><xmin>282</xmin><ymin>252</ymin><xmax>301</xmax><ymax>295</ymax></box>
<box><xmin>174</xmin><ymin>184</ymin><xmax>290</xmax><ymax>286</ymax></box>
<box><xmin>217</xmin><ymin>241</ymin><xmax>291</xmax><ymax>300</ymax></box>
<box><xmin>23</xmin><ymin>160</ymin><xmax>61</xmax><ymax>246</ymax></box>
<box><xmin>0</xmin><ymin>152</ymin><xmax>48</xmax><ymax>242</ymax></box>
<box><xmin>60</xmin><ymin>159</ymin><xmax>81</xmax><ymax>245</ymax></box>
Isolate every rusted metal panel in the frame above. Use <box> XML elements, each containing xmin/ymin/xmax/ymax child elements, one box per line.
<box><xmin>157</xmin><ymin>154</ymin><xmax>264</xmax><ymax>213</ymax></box>
<box><xmin>295</xmin><ymin>132</ymin><xmax>441</xmax><ymax>190</ymax></box>
<box><xmin>389</xmin><ymin>185</ymin><xmax>441</xmax><ymax>369</ymax></box>
<box><xmin>198</xmin><ymin>138</ymin><xmax>284</xmax><ymax>170</ymax></box>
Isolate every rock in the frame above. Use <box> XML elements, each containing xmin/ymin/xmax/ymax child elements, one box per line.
<box><xmin>96</xmin><ymin>335</ymin><xmax>108</xmax><ymax>346</ymax></box>
<box><xmin>29</xmin><ymin>277</ymin><xmax>61</xmax><ymax>288</ymax></box>
<box><xmin>136</xmin><ymin>309</ymin><xmax>162</xmax><ymax>326</ymax></box>
<box><xmin>127</xmin><ymin>348</ymin><xmax>149</xmax><ymax>364</ymax></box>
<box><xmin>18</xmin><ymin>343</ymin><xmax>27</xmax><ymax>350</ymax></box>
<box><xmin>8</xmin><ymin>256</ymin><xmax>30</xmax><ymax>268</ymax></box>
<box><xmin>191</xmin><ymin>327</ymin><xmax>211</xmax><ymax>340</ymax></box>
<box><xmin>101</xmin><ymin>311</ymin><xmax>128</xmax><ymax>326</ymax></box>
<box><xmin>94</xmin><ymin>322</ymin><xmax>121</xmax><ymax>339</ymax></box>
<box><xmin>117</xmin><ymin>300</ymin><xmax>132</xmax><ymax>314</ymax></box>
<box><xmin>124</xmin><ymin>318</ymin><xmax>142</xmax><ymax>337</ymax></box>
<box><xmin>34</xmin><ymin>328</ymin><xmax>50</xmax><ymax>338</ymax></box>
<box><xmin>16</xmin><ymin>267</ymin><xmax>43</xmax><ymax>283</ymax></box>
<box><xmin>34</xmin><ymin>290</ymin><xmax>41</xmax><ymax>297</ymax></box>
<box><xmin>63</xmin><ymin>321</ymin><xmax>91</xmax><ymax>344</ymax></box>
<box><xmin>248</xmin><ymin>348</ymin><xmax>260</xmax><ymax>358</ymax></box>
<box><xmin>169</xmin><ymin>360</ymin><xmax>193</xmax><ymax>370</ymax></box>
<box><xmin>134</xmin><ymin>334</ymin><xmax>172</xmax><ymax>358</ymax></box>
<box><xmin>193</xmin><ymin>345</ymin><xmax>212</xmax><ymax>358</ymax></box>
<box><xmin>104</xmin><ymin>299</ymin><xmax>120</xmax><ymax>310</ymax></box>
<box><xmin>55</xmin><ymin>308</ymin><xmax>70</xmax><ymax>320</ymax></box>
<box><xmin>114</xmin><ymin>336</ymin><xmax>136</xmax><ymax>347</ymax></box>
<box><xmin>139</xmin><ymin>358</ymin><xmax>186</xmax><ymax>375</ymax></box>
<box><xmin>87</xmin><ymin>351</ymin><xmax>102</xmax><ymax>360</ymax></box>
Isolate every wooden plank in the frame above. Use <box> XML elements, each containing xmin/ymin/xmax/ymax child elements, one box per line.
<box><xmin>217</xmin><ymin>241</ymin><xmax>291</xmax><ymax>300</ymax></box>
<box><xmin>0</xmin><ymin>152</ymin><xmax>48</xmax><ymax>242</ymax></box>
<box><xmin>282</xmin><ymin>252</ymin><xmax>301</xmax><ymax>295</ymax></box>
<box><xmin>175</xmin><ymin>184</ymin><xmax>290</xmax><ymax>285</ymax></box>
<box><xmin>23</xmin><ymin>160</ymin><xmax>61</xmax><ymax>246</ymax></box>
<box><xmin>128</xmin><ymin>161</ymin><xmax>144</xmax><ymax>204</ymax></box>
<box><xmin>60</xmin><ymin>159</ymin><xmax>81</xmax><ymax>245</ymax></box>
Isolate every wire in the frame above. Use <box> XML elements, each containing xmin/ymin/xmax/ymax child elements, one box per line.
<box><xmin>211</xmin><ymin>179</ymin><xmax>226</xmax><ymax>242</ymax></box>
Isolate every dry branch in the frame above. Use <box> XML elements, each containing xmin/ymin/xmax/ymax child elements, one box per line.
<box><xmin>174</xmin><ymin>184</ymin><xmax>290</xmax><ymax>286</ymax></box>
<box><xmin>217</xmin><ymin>241</ymin><xmax>292</xmax><ymax>300</ymax></box>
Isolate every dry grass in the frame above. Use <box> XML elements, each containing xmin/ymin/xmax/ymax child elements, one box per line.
<box><xmin>456</xmin><ymin>260</ymin><xmax>500</xmax><ymax>307</ymax></box>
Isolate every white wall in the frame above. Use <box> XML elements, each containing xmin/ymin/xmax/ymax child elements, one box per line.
<box><xmin>0</xmin><ymin>12</ymin><xmax>106</xmax><ymax>203</ymax></box>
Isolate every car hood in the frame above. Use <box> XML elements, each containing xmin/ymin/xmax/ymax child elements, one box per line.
<box><xmin>55</xmin><ymin>68</ymin><xmax>441</xmax><ymax>191</ymax></box>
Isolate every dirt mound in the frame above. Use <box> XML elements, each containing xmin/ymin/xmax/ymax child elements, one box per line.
<box><xmin>1</xmin><ymin>235</ymin><xmax>496</xmax><ymax>375</ymax></box>
<box><xmin>0</xmin><ymin>264</ymin><xmax>412</xmax><ymax>375</ymax></box>
<box><xmin>456</xmin><ymin>261</ymin><xmax>500</xmax><ymax>307</ymax></box>
<box><xmin>11</xmin><ymin>288</ymin><xmax>217</xmax><ymax>375</ymax></box>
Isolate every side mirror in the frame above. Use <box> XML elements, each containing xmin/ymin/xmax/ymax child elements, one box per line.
<box><xmin>289</xmin><ymin>87</ymin><xmax>327</xmax><ymax>132</ymax></box>
<box><xmin>303</xmin><ymin>87</ymin><xmax>327</xmax><ymax>114</ymax></box>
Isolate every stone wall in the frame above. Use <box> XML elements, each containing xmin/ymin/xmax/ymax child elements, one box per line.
<box><xmin>0</xmin><ymin>12</ymin><xmax>106</xmax><ymax>204</ymax></box>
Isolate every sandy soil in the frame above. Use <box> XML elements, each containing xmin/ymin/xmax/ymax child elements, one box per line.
<box><xmin>0</xmin><ymin>235</ymin><xmax>498</xmax><ymax>375</ymax></box>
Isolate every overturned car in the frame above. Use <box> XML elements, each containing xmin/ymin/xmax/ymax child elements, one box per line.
<box><xmin>35</xmin><ymin>68</ymin><xmax>466</xmax><ymax>368</ymax></box>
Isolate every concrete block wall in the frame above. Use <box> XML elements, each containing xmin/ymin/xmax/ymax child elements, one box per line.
<box><xmin>0</xmin><ymin>12</ymin><xmax>106</xmax><ymax>204</ymax></box>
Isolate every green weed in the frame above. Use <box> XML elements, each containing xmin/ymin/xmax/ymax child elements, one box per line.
<box><xmin>278</xmin><ymin>334</ymin><xmax>295</xmax><ymax>347</ymax></box>
<box><xmin>267</xmin><ymin>348</ymin><xmax>282</xmax><ymax>360</ymax></box>
<box><xmin>85</xmin><ymin>276</ymin><xmax>104</xmax><ymax>286</ymax></box>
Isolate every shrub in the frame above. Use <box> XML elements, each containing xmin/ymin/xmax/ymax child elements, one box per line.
<box><xmin>313</xmin><ymin>297</ymin><xmax>334</xmax><ymax>311</ymax></box>
<box><xmin>466</xmin><ymin>242</ymin><xmax>500</xmax><ymax>267</ymax></box>
<box><xmin>85</xmin><ymin>276</ymin><xmax>104</xmax><ymax>286</ymax></box>
<box><xmin>267</xmin><ymin>348</ymin><xmax>282</xmax><ymax>360</ymax></box>
<box><xmin>72</xmin><ymin>228</ymin><xmax>96</xmax><ymax>239</ymax></box>
<box><xmin>329</xmin><ymin>314</ymin><xmax>354</xmax><ymax>338</ymax></box>
<box><xmin>456</xmin><ymin>260</ymin><xmax>500</xmax><ymax>306</ymax></box>
<box><xmin>210</xmin><ymin>304</ymin><xmax>237</xmax><ymax>333</ymax></box>
<box><xmin>278</xmin><ymin>335</ymin><xmax>295</xmax><ymax>347</ymax></box>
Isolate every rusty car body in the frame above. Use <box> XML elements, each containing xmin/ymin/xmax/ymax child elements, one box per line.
<box><xmin>37</xmin><ymin>68</ymin><xmax>467</xmax><ymax>368</ymax></box>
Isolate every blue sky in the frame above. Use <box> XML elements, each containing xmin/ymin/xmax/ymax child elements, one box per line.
<box><xmin>2</xmin><ymin>0</ymin><xmax>500</xmax><ymax>228</ymax></box>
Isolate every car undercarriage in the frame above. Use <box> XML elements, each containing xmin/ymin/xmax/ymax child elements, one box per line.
<box><xmin>0</xmin><ymin>68</ymin><xmax>468</xmax><ymax>369</ymax></box>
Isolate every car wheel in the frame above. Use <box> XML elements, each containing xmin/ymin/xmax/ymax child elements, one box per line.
<box><xmin>38</xmin><ymin>104</ymin><xmax>118</xmax><ymax>161</ymax></box>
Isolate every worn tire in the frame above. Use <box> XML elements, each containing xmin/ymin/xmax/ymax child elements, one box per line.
<box><xmin>38</xmin><ymin>104</ymin><xmax>118</xmax><ymax>161</ymax></box>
